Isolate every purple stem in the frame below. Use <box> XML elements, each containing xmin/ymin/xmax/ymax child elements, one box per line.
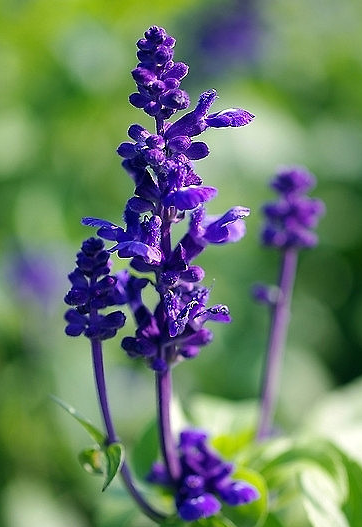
<box><xmin>154</xmin><ymin>199</ymin><xmax>181</xmax><ymax>484</ymax></box>
<box><xmin>90</xmin><ymin>335</ymin><xmax>167</xmax><ymax>523</ymax></box>
<box><xmin>256</xmin><ymin>248</ymin><xmax>298</xmax><ymax>440</ymax></box>
<box><xmin>156</xmin><ymin>362</ymin><xmax>181</xmax><ymax>483</ymax></box>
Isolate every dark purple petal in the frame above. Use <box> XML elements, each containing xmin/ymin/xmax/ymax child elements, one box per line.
<box><xmin>102</xmin><ymin>311</ymin><xmax>126</xmax><ymax>329</ymax></box>
<box><xmin>129</xmin><ymin>92</ymin><xmax>149</xmax><ymax>108</ymax></box>
<box><xmin>169</xmin><ymin>300</ymin><xmax>198</xmax><ymax>337</ymax></box>
<box><xmin>204</xmin><ymin>206</ymin><xmax>250</xmax><ymax>243</ymax></box>
<box><xmin>122</xmin><ymin>336</ymin><xmax>157</xmax><ymax>358</ymax></box>
<box><xmin>177</xmin><ymin>493</ymin><xmax>221</xmax><ymax>521</ymax></box>
<box><xmin>143</xmin><ymin>147</ymin><xmax>165</xmax><ymax>165</ymax></box>
<box><xmin>205</xmin><ymin>108</ymin><xmax>255</xmax><ymax>128</ymax></box>
<box><xmin>116</xmin><ymin>142</ymin><xmax>137</xmax><ymax>159</ymax></box>
<box><xmin>166</xmin><ymin>243</ymin><xmax>187</xmax><ymax>272</ymax></box>
<box><xmin>128</xmin><ymin>124</ymin><xmax>151</xmax><ymax>142</ymax></box>
<box><xmin>179</xmin><ymin>265</ymin><xmax>205</xmax><ymax>283</ymax></box>
<box><xmin>64</xmin><ymin>288</ymin><xmax>89</xmax><ymax>306</ymax></box>
<box><xmin>162</xmin><ymin>61</ymin><xmax>189</xmax><ymax>80</ymax></box>
<box><xmin>180</xmin><ymin>429</ymin><xmax>208</xmax><ymax>448</ymax></box>
<box><xmin>271</xmin><ymin>166</ymin><xmax>315</xmax><ymax>195</ymax></box>
<box><xmin>115</xmin><ymin>241</ymin><xmax>162</xmax><ymax>264</ymax></box>
<box><xmin>147</xmin><ymin>462</ymin><xmax>171</xmax><ymax>485</ymax></box>
<box><xmin>144</xmin><ymin>25</ymin><xmax>167</xmax><ymax>43</ymax></box>
<box><xmin>160</xmin><ymin>89</ymin><xmax>190</xmax><ymax>110</ymax></box>
<box><xmin>183</xmin><ymin>328</ymin><xmax>213</xmax><ymax>346</ymax></box>
<box><xmin>65</xmin><ymin>324</ymin><xmax>85</xmax><ymax>337</ymax></box>
<box><xmin>82</xmin><ymin>217</ymin><xmax>117</xmax><ymax>229</ymax></box>
<box><xmin>64</xmin><ymin>309</ymin><xmax>87</xmax><ymax>324</ymax></box>
<box><xmin>194</xmin><ymin>89</ymin><xmax>218</xmax><ymax>118</ymax></box>
<box><xmin>185</xmin><ymin>142</ymin><xmax>209</xmax><ymax>160</ymax></box>
<box><xmin>195</xmin><ymin>304</ymin><xmax>231</xmax><ymax>324</ymax></box>
<box><xmin>154</xmin><ymin>45</ymin><xmax>173</xmax><ymax>65</ymax></box>
<box><xmin>164</xmin><ymin>186</ymin><xmax>217</xmax><ymax>211</ymax></box>
<box><xmin>127</xmin><ymin>197</ymin><xmax>155</xmax><ymax>213</ymax></box>
<box><xmin>168</xmin><ymin>136</ymin><xmax>192</xmax><ymax>153</ymax></box>
<box><xmin>141</xmin><ymin>215</ymin><xmax>162</xmax><ymax>248</ymax></box>
<box><xmin>144</xmin><ymin>101</ymin><xmax>162</xmax><ymax>116</ymax></box>
<box><xmin>218</xmin><ymin>481</ymin><xmax>259</xmax><ymax>506</ymax></box>
<box><xmin>68</xmin><ymin>269</ymin><xmax>88</xmax><ymax>288</ymax></box>
<box><xmin>180</xmin><ymin>345</ymin><xmax>200</xmax><ymax>358</ymax></box>
<box><xmin>145</xmin><ymin>134</ymin><xmax>165</xmax><ymax>149</ymax></box>
<box><xmin>135</xmin><ymin>172</ymin><xmax>161</xmax><ymax>201</ymax></box>
<box><xmin>131</xmin><ymin>67</ymin><xmax>157</xmax><ymax>85</ymax></box>
<box><xmin>150</xmin><ymin>357</ymin><xmax>168</xmax><ymax>372</ymax></box>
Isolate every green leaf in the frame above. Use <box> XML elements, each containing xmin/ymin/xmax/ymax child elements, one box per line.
<box><xmin>341</xmin><ymin>455</ymin><xmax>362</xmax><ymax>526</ymax></box>
<box><xmin>51</xmin><ymin>395</ymin><xmax>105</xmax><ymax>445</ymax></box>
<box><xmin>102</xmin><ymin>442</ymin><xmax>124</xmax><ymax>491</ymax></box>
<box><xmin>194</xmin><ymin>515</ymin><xmax>238</xmax><ymax>527</ymax></box>
<box><xmin>78</xmin><ymin>447</ymin><xmax>104</xmax><ymax>475</ymax></box>
<box><xmin>160</xmin><ymin>516</ymin><xmax>186</xmax><ymax>527</ymax></box>
<box><xmin>299</xmin><ymin>465</ymin><xmax>349</xmax><ymax>527</ymax></box>
<box><xmin>189</xmin><ymin>395</ymin><xmax>258</xmax><ymax>439</ymax></box>
<box><xmin>131</xmin><ymin>419</ymin><xmax>159</xmax><ymax>480</ymax></box>
<box><xmin>262</xmin><ymin>513</ymin><xmax>285</xmax><ymax>527</ymax></box>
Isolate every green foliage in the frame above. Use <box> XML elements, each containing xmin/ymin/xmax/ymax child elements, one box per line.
<box><xmin>52</xmin><ymin>396</ymin><xmax>124</xmax><ymax>492</ymax></box>
<box><xmin>131</xmin><ymin>419</ymin><xmax>159</xmax><ymax>480</ymax></box>
<box><xmin>51</xmin><ymin>395</ymin><xmax>106</xmax><ymax>444</ymax></box>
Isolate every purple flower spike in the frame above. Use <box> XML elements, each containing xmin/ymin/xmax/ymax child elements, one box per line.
<box><xmin>64</xmin><ymin>238</ymin><xmax>126</xmax><ymax>341</ymax></box>
<box><xmin>65</xmin><ymin>24</ymin><xmax>256</xmax><ymax>525</ymax></box>
<box><xmin>261</xmin><ymin>166</ymin><xmax>325</xmax><ymax>250</ymax></box>
<box><xmin>149</xmin><ymin>428</ymin><xmax>259</xmax><ymax>521</ymax></box>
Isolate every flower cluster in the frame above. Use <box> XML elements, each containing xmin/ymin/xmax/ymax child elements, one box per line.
<box><xmin>64</xmin><ymin>238</ymin><xmax>126</xmax><ymax>340</ymax></box>
<box><xmin>82</xmin><ymin>25</ymin><xmax>253</xmax><ymax>370</ymax></box>
<box><xmin>65</xmin><ymin>25</ymin><xmax>259</xmax><ymax>523</ymax></box>
<box><xmin>148</xmin><ymin>429</ymin><xmax>259</xmax><ymax>521</ymax></box>
<box><xmin>261</xmin><ymin>166</ymin><xmax>325</xmax><ymax>249</ymax></box>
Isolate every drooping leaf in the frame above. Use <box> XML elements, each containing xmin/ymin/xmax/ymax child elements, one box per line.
<box><xmin>79</xmin><ymin>447</ymin><xmax>104</xmax><ymax>475</ymax></box>
<box><xmin>263</xmin><ymin>514</ymin><xmax>285</xmax><ymax>527</ymax></box>
<box><xmin>299</xmin><ymin>465</ymin><xmax>349</xmax><ymax>527</ymax></box>
<box><xmin>340</xmin><ymin>455</ymin><xmax>362</xmax><ymax>526</ymax></box>
<box><xmin>51</xmin><ymin>395</ymin><xmax>105</xmax><ymax>445</ymax></box>
<box><xmin>102</xmin><ymin>442</ymin><xmax>124</xmax><ymax>491</ymax></box>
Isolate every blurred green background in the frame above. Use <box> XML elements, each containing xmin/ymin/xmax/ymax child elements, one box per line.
<box><xmin>1</xmin><ymin>0</ymin><xmax>362</xmax><ymax>525</ymax></box>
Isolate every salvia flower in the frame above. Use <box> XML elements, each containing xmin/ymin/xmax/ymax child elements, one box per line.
<box><xmin>64</xmin><ymin>237</ymin><xmax>126</xmax><ymax>340</ymax></box>
<box><xmin>261</xmin><ymin>166</ymin><xmax>325</xmax><ymax>249</ymax></box>
<box><xmin>82</xmin><ymin>25</ymin><xmax>254</xmax><ymax>370</ymax></box>
<box><xmin>64</xmin><ymin>25</ymin><xmax>256</xmax><ymax>523</ymax></box>
<box><xmin>148</xmin><ymin>429</ymin><xmax>259</xmax><ymax>521</ymax></box>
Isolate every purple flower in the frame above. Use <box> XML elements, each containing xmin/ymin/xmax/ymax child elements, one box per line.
<box><xmin>148</xmin><ymin>428</ymin><xmax>259</xmax><ymax>521</ymax></box>
<box><xmin>64</xmin><ymin>238</ymin><xmax>126</xmax><ymax>340</ymax></box>
<box><xmin>261</xmin><ymin>166</ymin><xmax>325</xmax><ymax>249</ymax></box>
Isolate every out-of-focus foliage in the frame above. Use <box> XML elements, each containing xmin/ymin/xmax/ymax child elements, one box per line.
<box><xmin>1</xmin><ymin>0</ymin><xmax>362</xmax><ymax>525</ymax></box>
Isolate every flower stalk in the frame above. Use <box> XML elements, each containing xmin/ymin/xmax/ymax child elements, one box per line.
<box><xmin>256</xmin><ymin>248</ymin><xmax>297</xmax><ymax>440</ymax></box>
<box><xmin>254</xmin><ymin>166</ymin><xmax>325</xmax><ymax>440</ymax></box>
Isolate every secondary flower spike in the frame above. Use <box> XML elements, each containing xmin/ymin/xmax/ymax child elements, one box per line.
<box><xmin>148</xmin><ymin>429</ymin><xmax>259</xmax><ymax>521</ymax></box>
<box><xmin>261</xmin><ymin>166</ymin><xmax>325</xmax><ymax>249</ymax></box>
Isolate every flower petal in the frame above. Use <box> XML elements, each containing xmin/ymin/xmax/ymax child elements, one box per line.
<box><xmin>164</xmin><ymin>186</ymin><xmax>217</xmax><ymax>211</ymax></box>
